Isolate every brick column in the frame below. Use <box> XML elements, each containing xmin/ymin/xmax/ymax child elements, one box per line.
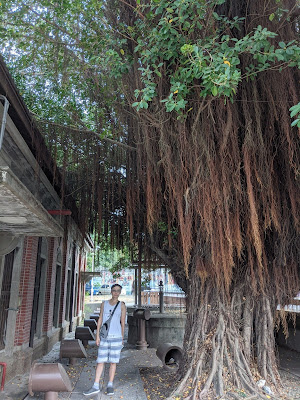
<box><xmin>14</xmin><ymin>237</ymin><xmax>39</xmax><ymax>346</ymax></box>
<box><xmin>59</xmin><ymin>237</ymin><xmax>71</xmax><ymax>326</ymax></box>
<box><xmin>42</xmin><ymin>238</ymin><xmax>57</xmax><ymax>333</ymax></box>
<box><xmin>78</xmin><ymin>252</ymin><xmax>86</xmax><ymax>316</ymax></box>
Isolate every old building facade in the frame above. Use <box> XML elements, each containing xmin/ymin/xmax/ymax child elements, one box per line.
<box><xmin>0</xmin><ymin>57</ymin><xmax>91</xmax><ymax>380</ymax></box>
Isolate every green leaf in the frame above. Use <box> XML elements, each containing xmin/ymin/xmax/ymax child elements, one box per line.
<box><xmin>291</xmin><ymin>118</ymin><xmax>300</xmax><ymax>127</ymax></box>
<box><xmin>140</xmin><ymin>100</ymin><xmax>149</xmax><ymax>109</ymax></box>
<box><xmin>212</xmin><ymin>86</ymin><xmax>218</xmax><ymax>96</ymax></box>
<box><xmin>290</xmin><ymin>105</ymin><xmax>300</xmax><ymax>118</ymax></box>
<box><xmin>286</xmin><ymin>48</ymin><xmax>294</xmax><ymax>55</ymax></box>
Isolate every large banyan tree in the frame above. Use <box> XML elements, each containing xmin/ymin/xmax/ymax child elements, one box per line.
<box><xmin>111</xmin><ymin>0</ymin><xmax>300</xmax><ymax>398</ymax></box>
<box><xmin>1</xmin><ymin>0</ymin><xmax>299</xmax><ymax>397</ymax></box>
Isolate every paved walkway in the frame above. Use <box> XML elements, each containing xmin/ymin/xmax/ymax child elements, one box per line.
<box><xmin>0</xmin><ymin>332</ymin><xmax>161</xmax><ymax>400</ymax></box>
<box><xmin>68</xmin><ymin>345</ymin><xmax>160</xmax><ymax>400</ymax></box>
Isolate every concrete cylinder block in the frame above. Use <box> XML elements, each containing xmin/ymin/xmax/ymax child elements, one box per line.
<box><xmin>60</xmin><ymin>339</ymin><xmax>87</xmax><ymax>365</ymax></box>
<box><xmin>28</xmin><ymin>362</ymin><xmax>72</xmax><ymax>399</ymax></box>
<box><xmin>133</xmin><ymin>309</ymin><xmax>151</xmax><ymax>320</ymax></box>
<box><xmin>156</xmin><ymin>343</ymin><xmax>183</xmax><ymax>372</ymax></box>
<box><xmin>89</xmin><ymin>314</ymin><xmax>99</xmax><ymax>322</ymax></box>
<box><xmin>75</xmin><ymin>326</ymin><xmax>95</xmax><ymax>346</ymax></box>
<box><xmin>84</xmin><ymin>319</ymin><xmax>97</xmax><ymax>331</ymax></box>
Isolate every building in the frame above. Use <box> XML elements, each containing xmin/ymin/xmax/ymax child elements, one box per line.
<box><xmin>0</xmin><ymin>56</ymin><xmax>92</xmax><ymax>381</ymax></box>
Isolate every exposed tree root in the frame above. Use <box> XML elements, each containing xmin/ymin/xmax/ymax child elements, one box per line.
<box><xmin>165</xmin><ymin>281</ymin><xmax>284</xmax><ymax>400</ymax></box>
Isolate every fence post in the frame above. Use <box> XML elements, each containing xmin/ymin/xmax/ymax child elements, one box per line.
<box><xmin>159</xmin><ymin>280</ymin><xmax>164</xmax><ymax>313</ymax></box>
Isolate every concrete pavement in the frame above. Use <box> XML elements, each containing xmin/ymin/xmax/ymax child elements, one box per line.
<box><xmin>68</xmin><ymin>345</ymin><xmax>160</xmax><ymax>400</ymax></box>
<box><xmin>0</xmin><ymin>331</ymin><xmax>161</xmax><ymax>400</ymax></box>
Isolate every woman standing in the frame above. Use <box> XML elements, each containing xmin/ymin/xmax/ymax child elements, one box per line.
<box><xmin>83</xmin><ymin>284</ymin><xmax>126</xmax><ymax>396</ymax></box>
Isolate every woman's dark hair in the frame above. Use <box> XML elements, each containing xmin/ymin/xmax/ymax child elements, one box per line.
<box><xmin>111</xmin><ymin>283</ymin><xmax>122</xmax><ymax>290</ymax></box>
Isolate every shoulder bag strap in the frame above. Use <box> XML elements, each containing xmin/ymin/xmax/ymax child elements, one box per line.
<box><xmin>104</xmin><ymin>301</ymin><xmax>120</xmax><ymax>324</ymax></box>
<box><xmin>110</xmin><ymin>301</ymin><xmax>120</xmax><ymax>318</ymax></box>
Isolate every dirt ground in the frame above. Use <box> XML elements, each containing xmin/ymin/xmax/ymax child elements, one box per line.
<box><xmin>140</xmin><ymin>366</ymin><xmax>179</xmax><ymax>400</ymax></box>
<box><xmin>140</xmin><ymin>366</ymin><xmax>300</xmax><ymax>400</ymax></box>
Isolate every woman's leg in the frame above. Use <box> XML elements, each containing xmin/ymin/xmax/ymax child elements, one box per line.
<box><xmin>83</xmin><ymin>362</ymin><xmax>105</xmax><ymax>396</ymax></box>
<box><xmin>95</xmin><ymin>362</ymin><xmax>104</xmax><ymax>382</ymax></box>
<box><xmin>108</xmin><ymin>363</ymin><xmax>117</xmax><ymax>383</ymax></box>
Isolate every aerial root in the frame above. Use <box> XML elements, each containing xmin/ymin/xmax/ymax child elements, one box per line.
<box><xmin>168</xmin><ymin>327</ymin><xmax>265</xmax><ymax>400</ymax></box>
<box><xmin>165</xmin><ymin>292</ymin><xmax>282</xmax><ymax>400</ymax></box>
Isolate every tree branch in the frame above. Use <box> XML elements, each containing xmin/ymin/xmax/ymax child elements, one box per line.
<box><xmin>30</xmin><ymin>113</ymin><xmax>136</xmax><ymax>151</ymax></box>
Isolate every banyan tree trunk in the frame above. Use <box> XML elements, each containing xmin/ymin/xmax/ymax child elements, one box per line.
<box><xmin>171</xmin><ymin>270</ymin><xmax>280</xmax><ymax>400</ymax></box>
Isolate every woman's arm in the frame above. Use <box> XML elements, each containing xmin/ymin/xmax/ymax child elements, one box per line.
<box><xmin>120</xmin><ymin>302</ymin><xmax>126</xmax><ymax>341</ymax></box>
<box><xmin>95</xmin><ymin>301</ymin><xmax>104</xmax><ymax>346</ymax></box>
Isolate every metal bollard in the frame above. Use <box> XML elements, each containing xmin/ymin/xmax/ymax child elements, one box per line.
<box><xmin>156</xmin><ymin>343</ymin><xmax>183</xmax><ymax>372</ymax></box>
<box><xmin>159</xmin><ymin>280</ymin><xmax>164</xmax><ymax>313</ymax></box>
<box><xmin>60</xmin><ymin>339</ymin><xmax>87</xmax><ymax>365</ymax></box>
<box><xmin>28</xmin><ymin>362</ymin><xmax>72</xmax><ymax>400</ymax></box>
<box><xmin>133</xmin><ymin>309</ymin><xmax>151</xmax><ymax>350</ymax></box>
<box><xmin>75</xmin><ymin>326</ymin><xmax>95</xmax><ymax>346</ymax></box>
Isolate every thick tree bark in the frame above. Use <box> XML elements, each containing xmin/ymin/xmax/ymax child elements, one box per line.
<box><xmin>168</xmin><ymin>269</ymin><xmax>280</xmax><ymax>399</ymax></box>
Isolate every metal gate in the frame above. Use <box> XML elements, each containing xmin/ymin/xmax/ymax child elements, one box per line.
<box><xmin>0</xmin><ymin>250</ymin><xmax>15</xmax><ymax>350</ymax></box>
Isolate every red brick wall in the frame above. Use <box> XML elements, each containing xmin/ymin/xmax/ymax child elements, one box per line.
<box><xmin>78</xmin><ymin>252</ymin><xmax>86</xmax><ymax>315</ymax></box>
<box><xmin>42</xmin><ymin>238</ymin><xmax>57</xmax><ymax>333</ymax></box>
<box><xmin>14</xmin><ymin>235</ymin><xmax>85</xmax><ymax>342</ymax></box>
<box><xmin>77</xmin><ymin>254</ymin><xmax>82</xmax><ymax>315</ymax></box>
<box><xmin>59</xmin><ymin>239</ymin><xmax>71</xmax><ymax>325</ymax></box>
<box><xmin>14</xmin><ymin>237</ymin><xmax>39</xmax><ymax>346</ymax></box>
<box><xmin>74</xmin><ymin>250</ymin><xmax>79</xmax><ymax>315</ymax></box>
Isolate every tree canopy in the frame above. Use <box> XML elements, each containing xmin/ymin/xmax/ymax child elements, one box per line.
<box><xmin>1</xmin><ymin>0</ymin><xmax>299</xmax><ymax>398</ymax></box>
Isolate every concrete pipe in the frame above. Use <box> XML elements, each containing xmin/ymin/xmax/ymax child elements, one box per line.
<box><xmin>156</xmin><ymin>343</ymin><xmax>183</xmax><ymax>372</ymax></box>
<box><xmin>133</xmin><ymin>309</ymin><xmax>151</xmax><ymax>350</ymax></box>
<box><xmin>75</xmin><ymin>326</ymin><xmax>95</xmax><ymax>346</ymax></box>
<box><xmin>28</xmin><ymin>362</ymin><xmax>72</xmax><ymax>399</ymax></box>
<box><xmin>84</xmin><ymin>319</ymin><xmax>97</xmax><ymax>332</ymax></box>
<box><xmin>89</xmin><ymin>314</ymin><xmax>99</xmax><ymax>322</ymax></box>
<box><xmin>133</xmin><ymin>309</ymin><xmax>151</xmax><ymax>320</ymax></box>
<box><xmin>60</xmin><ymin>339</ymin><xmax>87</xmax><ymax>365</ymax></box>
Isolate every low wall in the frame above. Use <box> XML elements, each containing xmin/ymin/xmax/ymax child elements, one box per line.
<box><xmin>128</xmin><ymin>313</ymin><xmax>186</xmax><ymax>348</ymax></box>
<box><xmin>2</xmin><ymin>347</ymin><xmax>33</xmax><ymax>382</ymax></box>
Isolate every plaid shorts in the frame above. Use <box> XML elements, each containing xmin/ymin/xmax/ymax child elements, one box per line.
<box><xmin>97</xmin><ymin>337</ymin><xmax>123</xmax><ymax>364</ymax></box>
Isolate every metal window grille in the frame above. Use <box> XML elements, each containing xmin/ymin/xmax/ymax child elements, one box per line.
<box><xmin>0</xmin><ymin>251</ymin><xmax>15</xmax><ymax>350</ymax></box>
